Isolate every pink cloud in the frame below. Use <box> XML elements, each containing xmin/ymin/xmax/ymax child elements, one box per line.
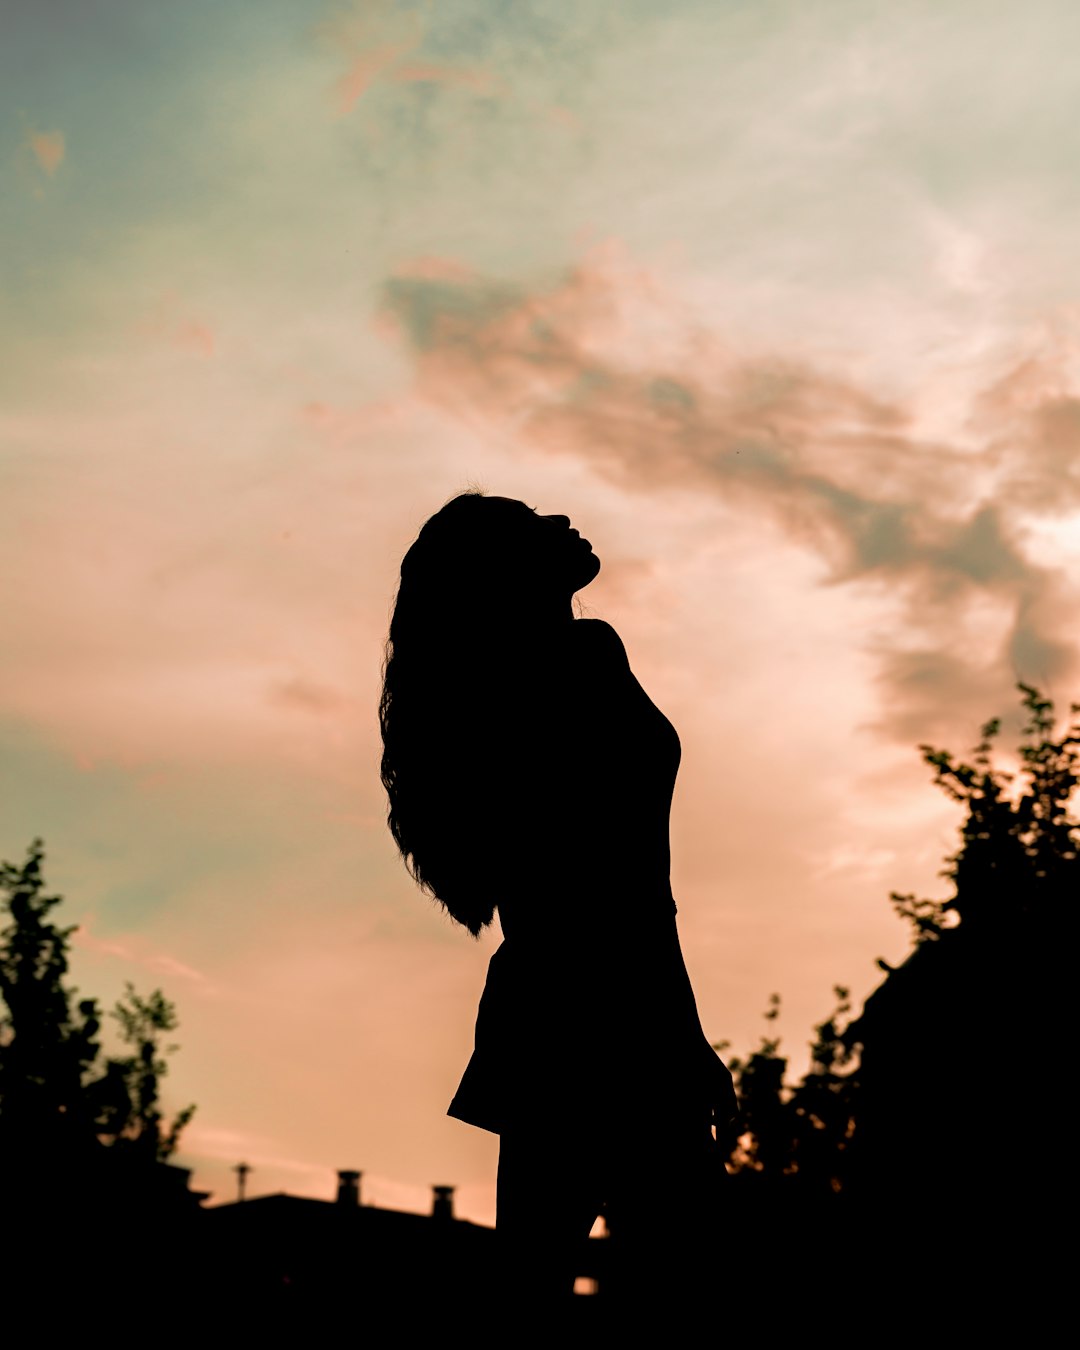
<box><xmin>174</xmin><ymin>321</ymin><xmax>215</xmax><ymax>357</ymax></box>
<box><xmin>317</xmin><ymin>1</ymin><xmax>425</xmax><ymax>115</ymax></box>
<box><xmin>547</xmin><ymin>105</ymin><xmax>581</xmax><ymax>132</ymax></box>
<box><xmin>268</xmin><ymin>675</ymin><xmax>348</xmax><ymax>715</ymax></box>
<box><xmin>317</xmin><ymin>2</ymin><xmax>500</xmax><ymax>114</ymax></box>
<box><xmin>137</xmin><ymin>293</ymin><xmax>216</xmax><ymax>357</ymax></box>
<box><xmin>395</xmin><ymin>255</ymin><xmax>477</xmax><ymax>282</ymax></box>
<box><xmin>975</xmin><ymin>316</ymin><xmax>1080</xmax><ymax>512</ymax></box>
<box><xmin>71</xmin><ymin>915</ymin><xmax>210</xmax><ymax>986</ymax></box>
<box><xmin>390</xmin><ymin>63</ymin><xmax>501</xmax><ymax>96</ymax></box>
<box><xmin>299</xmin><ymin>394</ymin><xmax>412</xmax><ymax>449</ymax></box>
<box><xmin>183</xmin><ymin>1124</ymin><xmax>330</xmax><ymax>1178</ymax></box>
<box><xmin>27</xmin><ymin>129</ymin><xmax>65</xmax><ymax>177</ymax></box>
<box><xmin>378</xmin><ymin>242</ymin><xmax>1080</xmax><ymax>742</ymax></box>
<box><xmin>334</xmin><ymin>40</ymin><xmax>418</xmax><ymax>113</ymax></box>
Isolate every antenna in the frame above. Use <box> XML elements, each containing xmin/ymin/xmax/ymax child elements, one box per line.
<box><xmin>233</xmin><ymin>1161</ymin><xmax>251</xmax><ymax>1203</ymax></box>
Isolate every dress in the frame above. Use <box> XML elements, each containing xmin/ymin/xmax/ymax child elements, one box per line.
<box><xmin>447</xmin><ymin>618</ymin><xmax>723</xmax><ymax>1137</ymax></box>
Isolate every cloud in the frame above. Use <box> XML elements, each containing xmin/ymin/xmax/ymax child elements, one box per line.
<box><xmin>391</xmin><ymin>62</ymin><xmax>501</xmax><ymax>95</ymax></box>
<box><xmin>137</xmin><ymin>293</ymin><xmax>216</xmax><ymax>356</ymax></box>
<box><xmin>334</xmin><ymin>39</ymin><xmax>419</xmax><ymax>111</ymax></box>
<box><xmin>975</xmin><ymin>319</ymin><xmax>1080</xmax><ymax>513</ymax></box>
<box><xmin>183</xmin><ymin>1124</ymin><xmax>329</xmax><ymax>1178</ymax></box>
<box><xmin>71</xmin><ymin>914</ymin><xmax>211</xmax><ymax>987</ymax></box>
<box><xmin>809</xmin><ymin>843</ymin><xmax>898</xmax><ymax>882</ymax></box>
<box><xmin>379</xmin><ymin>243</ymin><xmax>1080</xmax><ymax>740</ymax></box>
<box><xmin>317</xmin><ymin>0</ymin><xmax>426</xmax><ymax>113</ymax></box>
<box><xmin>182</xmin><ymin>1123</ymin><xmax>451</xmax><ymax>1215</ymax></box>
<box><xmin>268</xmin><ymin>675</ymin><xmax>349</xmax><ymax>715</ymax></box>
<box><xmin>27</xmin><ymin>129</ymin><xmax>65</xmax><ymax>177</ymax></box>
<box><xmin>317</xmin><ymin>0</ymin><xmax>499</xmax><ymax>114</ymax></box>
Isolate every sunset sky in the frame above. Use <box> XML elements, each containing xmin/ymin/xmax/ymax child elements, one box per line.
<box><xmin>5</xmin><ymin>0</ymin><xmax>1080</xmax><ymax>1225</ymax></box>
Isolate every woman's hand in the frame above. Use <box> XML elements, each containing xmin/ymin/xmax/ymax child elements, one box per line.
<box><xmin>699</xmin><ymin>1038</ymin><xmax>741</xmax><ymax>1146</ymax></box>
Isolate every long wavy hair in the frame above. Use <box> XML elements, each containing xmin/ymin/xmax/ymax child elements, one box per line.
<box><xmin>379</xmin><ymin>489</ymin><xmax>576</xmax><ymax>935</ymax></box>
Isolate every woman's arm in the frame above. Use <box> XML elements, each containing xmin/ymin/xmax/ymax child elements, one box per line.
<box><xmin>668</xmin><ymin>922</ymin><xmax>740</xmax><ymax>1128</ymax></box>
<box><xmin>569</xmin><ymin>622</ymin><xmax>740</xmax><ymax>1124</ymax></box>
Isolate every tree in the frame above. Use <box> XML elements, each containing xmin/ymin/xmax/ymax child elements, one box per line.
<box><xmin>783</xmin><ymin>986</ymin><xmax>857</xmax><ymax>1197</ymax></box>
<box><xmin>105</xmin><ymin>982</ymin><xmax>196</xmax><ymax>1163</ymax></box>
<box><xmin>719</xmin><ymin>994</ymin><xmax>789</xmax><ymax>1187</ymax></box>
<box><xmin>0</xmin><ymin>837</ymin><xmax>196</xmax><ymax>1207</ymax></box>
<box><xmin>712</xmin><ymin>684</ymin><xmax>1076</xmax><ymax>1320</ymax></box>
<box><xmin>0</xmin><ymin>837</ymin><xmax>103</xmax><ymax>1173</ymax></box>
<box><xmin>842</xmin><ymin>685</ymin><xmax>1077</xmax><ymax>1214</ymax></box>
<box><xmin>720</xmin><ymin>987</ymin><xmax>859</xmax><ymax>1198</ymax></box>
<box><xmin>718</xmin><ymin>683</ymin><xmax>1077</xmax><ymax>1217</ymax></box>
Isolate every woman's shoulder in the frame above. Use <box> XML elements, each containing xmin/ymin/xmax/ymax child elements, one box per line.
<box><xmin>569</xmin><ymin>617</ymin><xmax>629</xmax><ymax>656</ymax></box>
<box><xmin>565</xmin><ymin>618</ymin><xmax>632</xmax><ymax>680</ymax></box>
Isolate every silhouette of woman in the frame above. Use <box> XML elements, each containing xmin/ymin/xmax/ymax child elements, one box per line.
<box><xmin>379</xmin><ymin>490</ymin><xmax>738</xmax><ymax>1311</ymax></box>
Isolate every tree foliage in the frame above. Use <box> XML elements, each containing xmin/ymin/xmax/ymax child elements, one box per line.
<box><xmin>0</xmin><ymin>837</ymin><xmax>195</xmax><ymax>1189</ymax></box>
<box><xmin>106</xmin><ymin>982</ymin><xmax>197</xmax><ymax>1162</ymax></box>
<box><xmin>720</xmin><ymin>682</ymin><xmax>1078</xmax><ymax>1207</ymax></box>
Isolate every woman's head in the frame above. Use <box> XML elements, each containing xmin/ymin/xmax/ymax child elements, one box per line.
<box><xmin>397</xmin><ymin>491</ymin><xmax>600</xmax><ymax>631</ymax></box>
<box><xmin>379</xmin><ymin>489</ymin><xmax>600</xmax><ymax>934</ymax></box>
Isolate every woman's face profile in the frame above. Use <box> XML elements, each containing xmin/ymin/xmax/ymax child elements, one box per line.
<box><xmin>486</xmin><ymin>496</ymin><xmax>602</xmax><ymax>596</ymax></box>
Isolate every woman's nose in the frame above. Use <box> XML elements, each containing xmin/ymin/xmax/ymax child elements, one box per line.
<box><xmin>543</xmin><ymin>514</ymin><xmax>572</xmax><ymax>529</ymax></box>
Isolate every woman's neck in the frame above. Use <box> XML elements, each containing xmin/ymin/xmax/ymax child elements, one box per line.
<box><xmin>531</xmin><ymin>593</ymin><xmax>576</xmax><ymax>629</ymax></box>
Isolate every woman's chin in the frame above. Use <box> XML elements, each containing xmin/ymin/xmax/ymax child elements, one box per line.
<box><xmin>574</xmin><ymin>553</ymin><xmax>601</xmax><ymax>590</ymax></box>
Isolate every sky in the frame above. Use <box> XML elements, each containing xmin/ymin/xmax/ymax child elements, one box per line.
<box><xmin>4</xmin><ymin>0</ymin><xmax>1080</xmax><ymax>1225</ymax></box>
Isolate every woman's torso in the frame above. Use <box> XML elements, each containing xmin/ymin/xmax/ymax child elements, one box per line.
<box><xmin>448</xmin><ymin>619</ymin><xmax>707</xmax><ymax>1134</ymax></box>
<box><xmin>491</xmin><ymin>617</ymin><xmax>682</xmax><ymax>939</ymax></box>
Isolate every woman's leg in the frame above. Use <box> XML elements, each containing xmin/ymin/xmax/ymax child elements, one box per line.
<box><xmin>600</xmin><ymin>1108</ymin><xmax>727</xmax><ymax>1314</ymax></box>
<box><xmin>495</xmin><ymin>1124</ymin><xmax>603</xmax><ymax>1307</ymax></box>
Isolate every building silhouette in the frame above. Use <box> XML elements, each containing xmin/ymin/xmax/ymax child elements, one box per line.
<box><xmin>199</xmin><ymin>1167</ymin><xmax>608</xmax><ymax>1315</ymax></box>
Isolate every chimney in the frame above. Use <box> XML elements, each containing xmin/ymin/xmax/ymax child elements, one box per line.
<box><xmin>336</xmin><ymin>1170</ymin><xmax>362</xmax><ymax>1206</ymax></box>
<box><xmin>431</xmin><ymin>1185</ymin><xmax>455</xmax><ymax>1222</ymax></box>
